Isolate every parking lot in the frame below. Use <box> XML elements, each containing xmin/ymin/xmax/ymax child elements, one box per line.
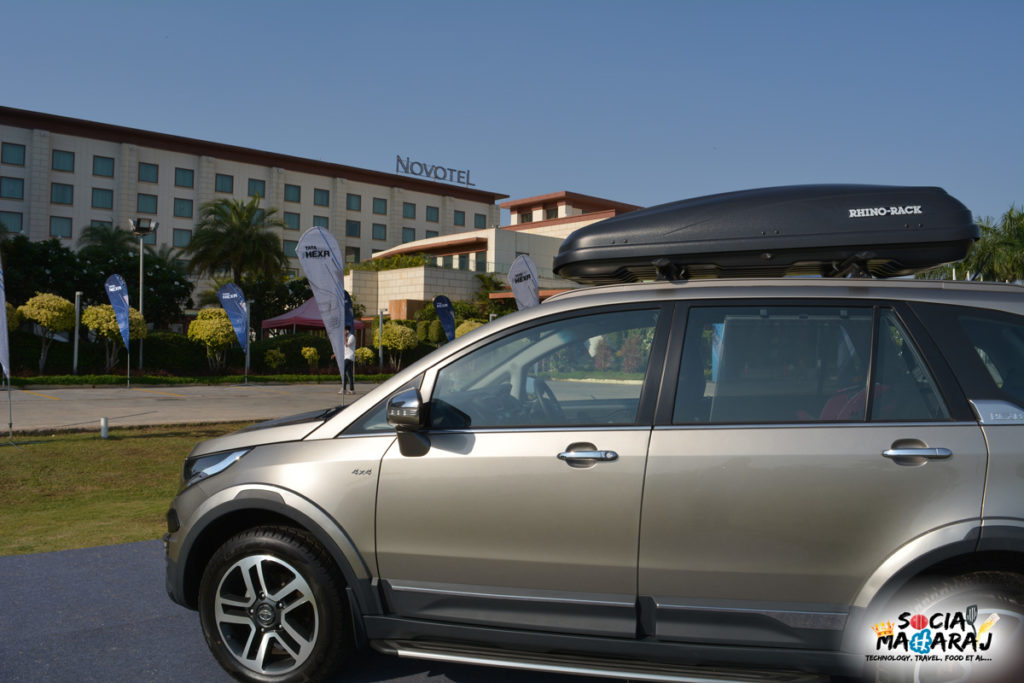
<box><xmin>4</xmin><ymin>380</ymin><xmax>371</xmax><ymax>433</ymax></box>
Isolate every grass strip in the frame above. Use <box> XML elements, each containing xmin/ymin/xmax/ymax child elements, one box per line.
<box><xmin>0</xmin><ymin>422</ymin><xmax>249</xmax><ymax>556</ymax></box>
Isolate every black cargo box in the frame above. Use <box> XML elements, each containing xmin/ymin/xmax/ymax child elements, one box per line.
<box><xmin>552</xmin><ymin>184</ymin><xmax>979</xmax><ymax>284</ymax></box>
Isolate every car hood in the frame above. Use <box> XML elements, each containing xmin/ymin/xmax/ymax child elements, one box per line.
<box><xmin>187</xmin><ymin>405</ymin><xmax>346</xmax><ymax>457</ymax></box>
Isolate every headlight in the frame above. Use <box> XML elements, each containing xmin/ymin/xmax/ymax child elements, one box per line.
<box><xmin>182</xmin><ymin>448</ymin><xmax>251</xmax><ymax>488</ymax></box>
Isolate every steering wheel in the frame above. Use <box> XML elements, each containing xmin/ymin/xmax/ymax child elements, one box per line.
<box><xmin>532</xmin><ymin>378</ymin><xmax>565</xmax><ymax>423</ymax></box>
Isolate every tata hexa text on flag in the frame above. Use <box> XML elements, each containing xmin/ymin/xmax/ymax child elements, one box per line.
<box><xmin>296</xmin><ymin>227</ymin><xmax>348</xmax><ymax>368</ymax></box>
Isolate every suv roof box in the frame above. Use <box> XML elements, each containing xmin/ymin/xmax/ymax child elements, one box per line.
<box><xmin>553</xmin><ymin>184</ymin><xmax>979</xmax><ymax>284</ymax></box>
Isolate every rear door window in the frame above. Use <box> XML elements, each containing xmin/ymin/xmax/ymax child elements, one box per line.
<box><xmin>673</xmin><ymin>305</ymin><xmax>949</xmax><ymax>424</ymax></box>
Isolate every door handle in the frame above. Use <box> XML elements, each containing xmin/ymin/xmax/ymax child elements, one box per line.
<box><xmin>557</xmin><ymin>450</ymin><xmax>618</xmax><ymax>463</ymax></box>
<box><xmin>882</xmin><ymin>447</ymin><xmax>952</xmax><ymax>466</ymax></box>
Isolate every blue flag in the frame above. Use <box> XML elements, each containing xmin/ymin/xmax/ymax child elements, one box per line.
<box><xmin>217</xmin><ymin>283</ymin><xmax>248</xmax><ymax>353</ymax></box>
<box><xmin>343</xmin><ymin>290</ymin><xmax>354</xmax><ymax>334</ymax></box>
<box><xmin>104</xmin><ymin>274</ymin><xmax>132</xmax><ymax>348</ymax></box>
<box><xmin>433</xmin><ymin>295</ymin><xmax>456</xmax><ymax>342</ymax></box>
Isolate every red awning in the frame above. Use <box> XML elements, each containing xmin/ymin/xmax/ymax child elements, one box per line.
<box><xmin>261</xmin><ymin>298</ymin><xmax>365</xmax><ymax>330</ymax></box>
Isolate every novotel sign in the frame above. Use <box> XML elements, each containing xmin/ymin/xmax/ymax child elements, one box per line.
<box><xmin>395</xmin><ymin>155</ymin><xmax>475</xmax><ymax>187</ymax></box>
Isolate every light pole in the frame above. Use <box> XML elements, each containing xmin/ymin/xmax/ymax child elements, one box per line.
<box><xmin>129</xmin><ymin>218</ymin><xmax>157</xmax><ymax>371</ymax></box>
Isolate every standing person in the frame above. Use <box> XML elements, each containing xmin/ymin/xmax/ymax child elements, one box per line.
<box><xmin>342</xmin><ymin>325</ymin><xmax>356</xmax><ymax>394</ymax></box>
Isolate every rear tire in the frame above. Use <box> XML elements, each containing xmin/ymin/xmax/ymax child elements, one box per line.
<box><xmin>199</xmin><ymin>526</ymin><xmax>352</xmax><ymax>682</ymax></box>
<box><xmin>871</xmin><ymin>571</ymin><xmax>1024</xmax><ymax>683</ymax></box>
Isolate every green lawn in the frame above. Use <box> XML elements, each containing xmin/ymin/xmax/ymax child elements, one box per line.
<box><xmin>0</xmin><ymin>422</ymin><xmax>249</xmax><ymax>556</ymax></box>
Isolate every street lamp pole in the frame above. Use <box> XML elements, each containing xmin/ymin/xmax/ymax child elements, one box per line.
<box><xmin>129</xmin><ymin>218</ymin><xmax>157</xmax><ymax>372</ymax></box>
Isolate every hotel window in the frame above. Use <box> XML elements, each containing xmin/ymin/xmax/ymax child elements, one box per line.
<box><xmin>346</xmin><ymin>193</ymin><xmax>361</xmax><ymax>211</ymax></box>
<box><xmin>175</xmin><ymin>168</ymin><xmax>194</xmax><ymax>188</ymax></box>
<box><xmin>402</xmin><ymin>227</ymin><xmax>415</xmax><ymax>243</ymax></box>
<box><xmin>0</xmin><ymin>211</ymin><xmax>23</xmax><ymax>233</ymax></box>
<box><xmin>248</xmin><ymin>178</ymin><xmax>265</xmax><ymax>198</ymax></box>
<box><xmin>475</xmin><ymin>253</ymin><xmax>486</xmax><ymax>272</ymax></box>
<box><xmin>519</xmin><ymin>212</ymin><xmax>533</xmax><ymax>223</ymax></box>
<box><xmin>474</xmin><ymin>213</ymin><xmax>487</xmax><ymax>229</ymax></box>
<box><xmin>0</xmin><ymin>177</ymin><xmax>24</xmax><ymax>199</ymax></box>
<box><xmin>174</xmin><ymin>198</ymin><xmax>193</xmax><ymax>218</ymax></box>
<box><xmin>173</xmin><ymin>229</ymin><xmax>192</xmax><ymax>247</ymax></box>
<box><xmin>51</xmin><ymin>182</ymin><xmax>74</xmax><ymax>205</ymax></box>
<box><xmin>137</xmin><ymin>193</ymin><xmax>157</xmax><ymax>214</ymax></box>
<box><xmin>425</xmin><ymin>230</ymin><xmax>438</xmax><ymax>239</ymax></box>
<box><xmin>93</xmin><ymin>155</ymin><xmax>114</xmax><ymax>177</ymax></box>
<box><xmin>52</xmin><ymin>150</ymin><xmax>75</xmax><ymax>172</ymax></box>
<box><xmin>92</xmin><ymin>188</ymin><xmax>113</xmax><ymax>209</ymax></box>
<box><xmin>443</xmin><ymin>255</ymin><xmax>453</xmax><ymax>269</ymax></box>
<box><xmin>284</xmin><ymin>212</ymin><xmax>300</xmax><ymax>230</ymax></box>
<box><xmin>546</xmin><ymin>207</ymin><xmax>558</xmax><ymax>220</ymax></box>
<box><xmin>50</xmin><ymin>216</ymin><xmax>72</xmax><ymax>238</ymax></box>
<box><xmin>454</xmin><ymin>210</ymin><xmax>465</xmax><ymax>226</ymax></box>
<box><xmin>91</xmin><ymin>220</ymin><xmax>112</xmax><ymax>229</ymax></box>
<box><xmin>372</xmin><ymin>223</ymin><xmax>386</xmax><ymax>240</ymax></box>
<box><xmin>1</xmin><ymin>143</ymin><xmax>25</xmax><ymax>166</ymax></box>
<box><xmin>458</xmin><ymin>254</ymin><xmax>469</xmax><ymax>270</ymax></box>
<box><xmin>345</xmin><ymin>246</ymin><xmax>361</xmax><ymax>263</ymax></box>
<box><xmin>215</xmin><ymin>173</ymin><xmax>233</xmax><ymax>193</ymax></box>
<box><xmin>346</xmin><ymin>220</ymin><xmax>361</xmax><ymax>238</ymax></box>
<box><xmin>402</xmin><ymin>202</ymin><xmax>416</xmax><ymax>219</ymax></box>
<box><xmin>426</xmin><ymin>206</ymin><xmax>439</xmax><ymax>223</ymax></box>
<box><xmin>314</xmin><ymin>188</ymin><xmax>330</xmax><ymax>206</ymax></box>
<box><xmin>313</xmin><ymin>215</ymin><xmax>328</xmax><ymax>228</ymax></box>
<box><xmin>373</xmin><ymin>197</ymin><xmax>387</xmax><ymax>215</ymax></box>
<box><xmin>283</xmin><ymin>240</ymin><xmax>298</xmax><ymax>258</ymax></box>
<box><xmin>284</xmin><ymin>184</ymin><xmax>301</xmax><ymax>202</ymax></box>
<box><xmin>138</xmin><ymin>162</ymin><xmax>159</xmax><ymax>183</ymax></box>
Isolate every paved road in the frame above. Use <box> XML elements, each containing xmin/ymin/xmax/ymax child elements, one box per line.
<box><xmin>5</xmin><ymin>381</ymin><xmax>373</xmax><ymax>433</ymax></box>
<box><xmin>0</xmin><ymin>541</ymin><xmax>599</xmax><ymax>683</ymax></box>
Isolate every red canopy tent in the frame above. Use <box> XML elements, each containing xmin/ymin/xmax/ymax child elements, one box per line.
<box><xmin>261</xmin><ymin>298</ymin><xmax>364</xmax><ymax>333</ymax></box>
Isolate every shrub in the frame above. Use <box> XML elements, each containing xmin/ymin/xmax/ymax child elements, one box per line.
<box><xmin>264</xmin><ymin>348</ymin><xmax>286</xmax><ymax>370</ymax></box>
<box><xmin>355</xmin><ymin>346</ymin><xmax>376</xmax><ymax>367</ymax></box>
<box><xmin>187</xmin><ymin>308</ymin><xmax>235</xmax><ymax>371</ymax></box>
<box><xmin>300</xmin><ymin>346</ymin><xmax>320</xmax><ymax>372</ymax></box>
<box><xmin>455</xmin><ymin>320</ymin><xmax>485</xmax><ymax>338</ymax></box>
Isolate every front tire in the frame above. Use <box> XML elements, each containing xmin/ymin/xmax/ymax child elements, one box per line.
<box><xmin>199</xmin><ymin>526</ymin><xmax>351</xmax><ymax>682</ymax></box>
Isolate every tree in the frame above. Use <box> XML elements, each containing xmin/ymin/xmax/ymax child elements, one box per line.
<box><xmin>376</xmin><ymin>322</ymin><xmax>418</xmax><ymax>369</ymax></box>
<box><xmin>18</xmin><ymin>293</ymin><xmax>75</xmax><ymax>373</ymax></box>
<box><xmin>183</xmin><ymin>197</ymin><xmax>288</xmax><ymax>285</ymax></box>
<box><xmin>77</xmin><ymin>223</ymin><xmax>137</xmax><ymax>254</ymax></box>
<box><xmin>0</xmin><ymin>236</ymin><xmax>81</xmax><ymax>304</ymax></box>
<box><xmin>81</xmin><ymin>304</ymin><xmax>147</xmax><ymax>372</ymax></box>
<box><xmin>918</xmin><ymin>206</ymin><xmax>1024</xmax><ymax>282</ymax></box>
<box><xmin>187</xmin><ymin>308</ymin><xmax>236</xmax><ymax>371</ymax></box>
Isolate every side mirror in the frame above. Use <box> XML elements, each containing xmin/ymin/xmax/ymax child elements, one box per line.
<box><xmin>387</xmin><ymin>388</ymin><xmax>431</xmax><ymax>457</ymax></box>
<box><xmin>387</xmin><ymin>388</ymin><xmax>426</xmax><ymax>429</ymax></box>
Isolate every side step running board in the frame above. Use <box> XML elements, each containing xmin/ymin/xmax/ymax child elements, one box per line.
<box><xmin>372</xmin><ymin>639</ymin><xmax>829</xmax><ymax>683</ymax></box>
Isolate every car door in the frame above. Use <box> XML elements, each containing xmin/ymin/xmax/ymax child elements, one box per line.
<box><xmin>638</xmin><ymin>302</ymin><xmax>987</xmax><ymax>650</ymax></box>
<box><xmin>376</xmin><ymin>306</ymin><xmax>666</xmax><ymax>637</ymax></box>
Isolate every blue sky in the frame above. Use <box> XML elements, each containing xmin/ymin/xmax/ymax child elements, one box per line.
<box><xmin>4</xmin><ymin>0</ymin><xmax>1021</xmax><ymax>221</ymax></box>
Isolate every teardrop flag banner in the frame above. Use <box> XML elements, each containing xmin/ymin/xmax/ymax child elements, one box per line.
<box><xmin>217</xmin><ymin>283</ymin><xmax>248</xmax><ymax>353</ymax></box>
<box><xmin>433</xmin><ymin>295</ymin><xmax>455</xmax><ymax>342</ymax></box>
<box><xmin>508</xmin><ymin>254</ymin><xmax>540</xmax><ymax>310</ymax></box>
<box><xmin>104</xmin><ymin>274</ymin><xmax>132</xmax><ymax>348</ymax></box>
<box><xmin>296</xmin><ymin>227</ymin><xmax>348</xmax><ymax>370</ymax></box>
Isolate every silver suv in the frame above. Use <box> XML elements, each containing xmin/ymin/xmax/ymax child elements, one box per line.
<box><xmin>165</xmin><ymin>186</ymin><xmax>1024</xmax><ymax>683</ymax></box>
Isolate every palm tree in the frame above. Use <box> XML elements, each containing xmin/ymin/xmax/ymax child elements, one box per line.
<box><xmin>77</xmin><ymin>222</ymin><xmax>137</xmax><ymax>254</ymax></box>
<box><xmin>183</xmin><ymin>196</ymin><xmax>288</xmax><ymax>285</ymax></box>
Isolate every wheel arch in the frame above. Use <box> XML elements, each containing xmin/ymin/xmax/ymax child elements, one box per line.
<box><xmin>842</xmin><ymin>520</ymin><xmax>1024</xmax><ymax>652</ymax></box>
<box><xmin>176</xmin><ymin>488</ymin><xmax>381</xmax><ymax>623</ymax></box>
